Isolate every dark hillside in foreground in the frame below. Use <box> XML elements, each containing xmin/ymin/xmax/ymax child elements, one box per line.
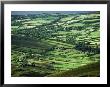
<box><xmin>47</xmin><ymin>61</ymin><xmax>100</xmax><ymax>77</ymax></box>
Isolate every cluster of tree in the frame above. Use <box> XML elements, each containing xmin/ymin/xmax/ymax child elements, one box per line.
<box><xmin>75</xmin><ymin>41</ymin><xmax>100</xmax><ymax>54</ymax></box>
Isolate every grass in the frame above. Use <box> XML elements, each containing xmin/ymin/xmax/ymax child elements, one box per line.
<box><xmin>47</xmin><ymin>61</ymin><xmax>100</xmax><ymax>77</ymax></box>
<box><xmin>90</xmin><ymin>31</ymin><xmax>100</xmax><ymax>37</ymax></box>
<box><xmin>23</xmin><ymin>17</ymin><xmax>57</xmax><ymax>26</ymax></box>
<box><xmin>45</xmin><ymin>39</ymin><xmax>74</xmax><ymax>48</ymax></box>
<box><xmin>60</xmin><ymin>16</ymin><xmax>75</xmax><ymax>22</ymax></box>
<box><xmin>12</xmin><ymin>26</ymin><xmax>19</xmax><ymax>28</ymax></box>
<box><xmin>83</xmin><ymin>19</ymin><xmax>100</xmax><ymax>23</ymax></box>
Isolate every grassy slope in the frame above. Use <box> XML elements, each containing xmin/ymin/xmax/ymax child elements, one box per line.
<box><xmin>47</xmin><ymin>61</ymin><xmax>100</xmax><ymax>77</ymax></box>
<box><xmin>11</xmin><ymin>12</ymin><xmax>100</xmax><ymax>77</ymax></box>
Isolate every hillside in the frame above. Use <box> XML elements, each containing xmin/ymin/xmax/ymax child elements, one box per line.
<box><xmin>11</xmin><ymin>11</ymin><xmax>100</xmax><ymax>77</ymax></box>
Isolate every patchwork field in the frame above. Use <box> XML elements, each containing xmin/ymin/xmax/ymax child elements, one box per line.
<box><xmin>11</xmin><ymin>11</ymin><xmax>100</xmax><ymax>77</ymax></box>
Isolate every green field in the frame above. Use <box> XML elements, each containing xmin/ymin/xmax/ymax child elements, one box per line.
<box><xmin>11</xmin><ymin>11</ymin><xmax>100</xmax><ymax>77</ymax></box>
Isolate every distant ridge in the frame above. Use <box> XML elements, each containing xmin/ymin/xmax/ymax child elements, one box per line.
<box><xmin>11</xmin><ymin>11</ymin><xmax>98</xmax><ymax>15</ymax></box>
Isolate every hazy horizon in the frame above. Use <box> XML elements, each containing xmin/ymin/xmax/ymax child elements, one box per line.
<box><xmin>11</xmin><ymin>11</ymin><xmax>98</xmax><ymax>15</ymax></box>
